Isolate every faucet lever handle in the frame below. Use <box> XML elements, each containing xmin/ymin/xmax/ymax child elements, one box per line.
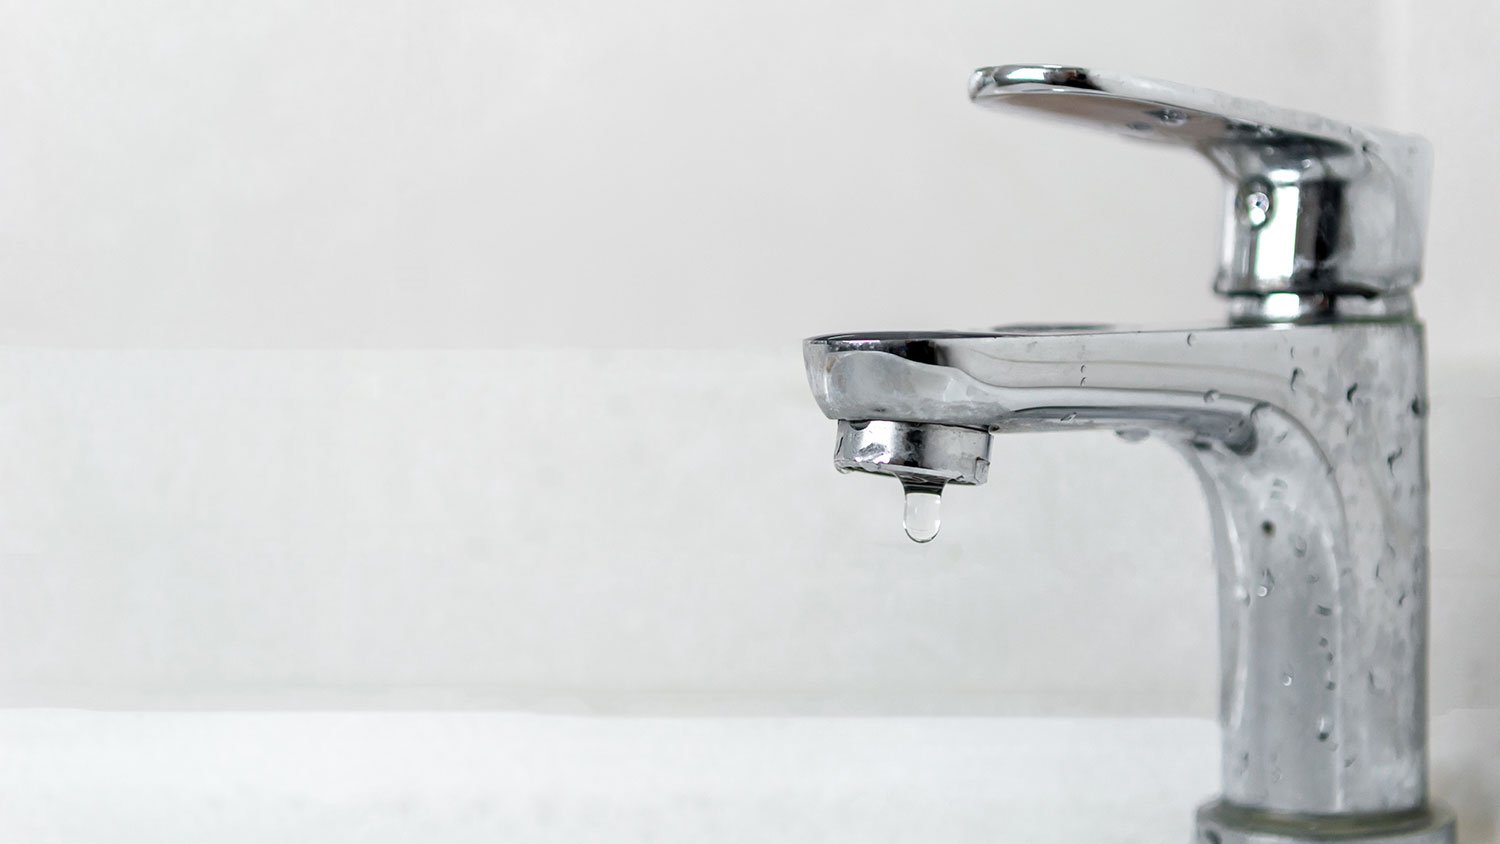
<box><xmin>969</xmin><ymin>64</ymin><xmax>1432</xmax><ymax>300</ymax></box>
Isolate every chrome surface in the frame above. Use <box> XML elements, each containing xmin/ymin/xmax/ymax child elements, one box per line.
<box><xmin>833</xmin><ymin>420</ymin><xmax>991</xmax><ymax>487</ymax></box>
<box><xmin>804</xmin><ymin>66</ymin><xmax>1451</xmax><ymax>844</ymax></box>
<box><xmin>970</xmin><ymin>65</ymin><xmax>1432</xmax><ymax>299</ymax></box>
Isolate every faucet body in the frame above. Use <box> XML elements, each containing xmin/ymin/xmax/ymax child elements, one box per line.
<box><xmin>804</xmin><ymin>66</ymin><xmax>1452</xmax><ymax>844</ymax></box>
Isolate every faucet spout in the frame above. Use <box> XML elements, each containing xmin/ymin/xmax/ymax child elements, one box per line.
<box><xmin>805</xmin><ymin>320</ymin><xmax>1451</xmax><ymax>839</ymax></box>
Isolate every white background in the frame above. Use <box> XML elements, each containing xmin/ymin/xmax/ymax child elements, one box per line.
<box><xmin>0</xmin><ymin>0</ymin><xmax>1496</xmax><ymax>838</ymax></box>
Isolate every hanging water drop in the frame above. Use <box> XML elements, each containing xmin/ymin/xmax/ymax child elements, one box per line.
<box><xmin>902</xmin><ymin>482</ymin><xmax>943</xmax><ymax>544</ymax></box>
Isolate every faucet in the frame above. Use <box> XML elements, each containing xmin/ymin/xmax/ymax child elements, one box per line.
<box><xmin>804</xmin><ymin>65</ymin><xmax>1453</xmax><ymax>844</ymax></box>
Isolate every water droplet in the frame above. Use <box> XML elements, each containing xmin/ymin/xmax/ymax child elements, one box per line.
<box><xmin>1261</xmin><ymin>521</ymin><xmax>1276</xmax><ymax>537</ymax></box>
<box><xmin>1319</xmin><ymin>637</ymin><xmax>1329</xmax><ymax>648</ymax></box>
<box><xmin>1292</xmin><ymin>536</ymin><xmax>1308</xmax><ymax>557</ymax></box>
<box><xmin>1115</xmin><ymin>428</ymin><xmax>1149</xmax><ymax>443</ymax></box>
<box><xmin>1203</xmin><ymin>389</ymin><xmax>1220</xmax><ymax>403</ymax></box>
<box><xmin>1256</xmin><ymin>569</ymin><xmax>1275</xmax><ymax>598</ymax></box>
<box><xmin>1282</xmin><ymin>673</ymin><xmax>1294</xmax><ymax>686</ymax></box>
<box><xmin>1156</xmin><ymin>108</ymin><xmax>1188</xmax><ymax>126</ymax></box>
<box><xmin>1316</xmin><ymin>604</ymin><xmax>1333</xmax><ymax>616</ymax></box>
<box><xmin>1186</xmin><ymin>333</ymin><xmax>1196</xmax><ymax>346</ymax></box>
<box><xmin>1346</xmin><ymin>383</ymin><xmax>1359</xmax><ymax>402</ymax></box>
<box><xmin>1060</xmin><ymin>412</ymin><xmax>1077</xmax><ymax>422</ymax></box>
<box><xmin>1326</xmin><ymin>680</ymin><xmax>1337</xmax><ymax>690</ymax></box>
<box><xmin>1290</xmin><ymin>368</ymin><xmax>1303</xmax><ymax>391</ymax></box>
<box><xmin>1242</xmin><ymin>189</ymin><xmax>1272</xmax><ymax>227</ymax></box>
<box><xmin>1317</xmin><ymin>716</ymin><xmax>1331</xmax><ymax>741</ymax></box>
<box><xmin>902</xmin><ymin>483</ymin><xmax>942</xmax><ymax>544</ymax></box>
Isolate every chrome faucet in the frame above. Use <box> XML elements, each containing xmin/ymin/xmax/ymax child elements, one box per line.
<box><xmin>804</xmin><ymin>65</ymin><xmax>1452</xmax><ymax>844</ymax></box>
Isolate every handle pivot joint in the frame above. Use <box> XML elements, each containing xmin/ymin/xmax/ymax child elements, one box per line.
<box><xmin>969</xmin><ymin>65</ymin><xmax>1432</xmax><ymax>300</ymax></box>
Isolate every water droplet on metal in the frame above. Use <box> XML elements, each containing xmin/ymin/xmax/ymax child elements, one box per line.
<box><xmin>1186</xmin><ymin>333</ymin><xmax>1196</xmax><ymax>346</ymax></box>
<box><xmin>1293</xmin><ymin>536</ymin><xmax>1309</xmax><ymax>557</ymax></box>
<box><xmin>1282</xmin><ymin>673</ymin><xmax>1294</xmax><ymax>686</ymax></box>
<box><xmin>1256</xmin><ymin>569</ymin><xmax>1275</xmax><ymax>598</ymax></box>
<box><xmin>1115</xmin><ymin>428</ymin><xmax>1149</xmax><ymax>443</ymax></box>
<box><xmin>1242</xmin><ymin>188</ymin><xmax>1273</xmax><ymax>227</ymax></box>
<box><xmin>1060</xmin><ymin>412</ymin><xmax>1077</xmax><ymax>422</ymax></box>
<box><xmin>1155</xmin><ymin>108</ymin><xmax>1188</xmax><ymax>126</ymax></box>
<box><xmin>1204</xmin><ymin>389</ymin><xmax>1221</xmax><ymax>403</ymax></box>
<box><xmin>1317</xmin><ymin>716</ymin><xmax>1331</xmax><ymax>741</ymax></box>
<box><xmin>1290</xmin><ymin>368</ymin><xmax>1303</xmax><ymax>391</ymax></box>
<box><xmin>902</xmin><ymin>483</ymin><xmax>942</xmax><ymax>544</ymax></box>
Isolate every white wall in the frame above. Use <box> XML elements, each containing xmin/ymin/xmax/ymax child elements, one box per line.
<box><xmin>0</xmin><ymin>0</ymin><xmax>1493</xmax><ymax>716</ymax></box>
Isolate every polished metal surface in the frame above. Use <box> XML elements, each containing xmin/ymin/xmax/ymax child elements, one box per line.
<box><xmin>833</xmin><ymin>420</ymin><xmax>991</xmax><ymax>487</ymax></box>
<box><xmin>1196</xmin><ymin>800</ymin><xmax>1457</xmax><ymax>844</ymax></box>
<box><xmin>970</xmin><ymin>65</ymin><xmax>1432</xmax><ymax>299</ymax></box>
<box><xmin>804</xmin><ymin>66</ymin><xmax>1451</xmax><ymax>844</ymax></box>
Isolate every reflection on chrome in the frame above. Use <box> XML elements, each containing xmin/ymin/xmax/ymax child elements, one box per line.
<box><xmin>804</xmin><ymin>65</ymin><xmax>1452</xmax><ymax>844</ymax></box>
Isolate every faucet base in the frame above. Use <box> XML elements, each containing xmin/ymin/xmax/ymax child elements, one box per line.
<box><xmin>1195</xmin><ymin>800</ymin><xmax>1456</xmax><ymax>844</ymax></box>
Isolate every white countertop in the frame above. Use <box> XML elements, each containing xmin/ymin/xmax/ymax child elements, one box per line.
<box><xmin>1</xmin><ymin>711</ymin><xmax>1495</xmax><ymax>843</ymax></box>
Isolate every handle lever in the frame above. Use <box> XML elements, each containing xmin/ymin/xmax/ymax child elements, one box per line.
<box><xmin>969</xmin><ymin>64</ymin><xmax>1432</xmax><ymax>300</ymax></box>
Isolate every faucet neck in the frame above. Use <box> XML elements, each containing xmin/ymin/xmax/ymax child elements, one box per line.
<box><xmin>1226</xmin><ymin>292</ymin><xmax>1415</xmax><ymax>325</ymax></box>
